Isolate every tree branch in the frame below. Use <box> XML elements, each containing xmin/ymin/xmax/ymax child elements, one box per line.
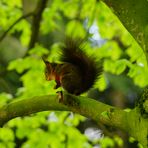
<box><xmin>0</xmin><ymin>12</ymin><xmax>34</xmax><ymax>42</ymax></box>
<box><xmin>28</xmin><ymin>0</ymin><xmax>48</xmax><ymax>50</ymax></box>
<box><xmin>0</xmin><ymin>93</ymin><xmax>147</xmax><ymax>147</ymax></box>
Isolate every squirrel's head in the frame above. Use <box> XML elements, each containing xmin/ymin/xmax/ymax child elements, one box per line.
<box><xmin>43</xmin><ymin>59</ymin><xmax>57</xmax><ymax>81</ymax></box>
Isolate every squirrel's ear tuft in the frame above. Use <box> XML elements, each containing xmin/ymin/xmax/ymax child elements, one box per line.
<box><xmin>42</xmin><ymin>57</ymin><xmax>52</xmax><ymax>70</ymax></box>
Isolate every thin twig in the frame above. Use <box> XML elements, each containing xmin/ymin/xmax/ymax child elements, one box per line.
<box><xmin>0</xmin><ymin>12</ymin><xmax>34</xmax><ymax>42</ymax></box>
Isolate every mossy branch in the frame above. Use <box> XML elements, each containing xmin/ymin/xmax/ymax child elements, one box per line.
<box><xmin>0</xmin><ymin>93</ymin><xmax>147</xmax><ymax>147</ymax></box>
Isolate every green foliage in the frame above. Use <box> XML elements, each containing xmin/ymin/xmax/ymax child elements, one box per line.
<box><xmin>0</xmin><ymin>0</ymin><xmax>21</xmax><ymax>30</ymax></box>
<box><xmin>0</xmin><ymin>128</ymin><xmax>15</xmax><ymax>148</ymax></box>
<box><xmin>96</xmin><ymin>73</ymin><xmax>107</xmax><ymax>91</ymax></box>
<box><xmin>0</xmin><ymin>0</ymin><xmax>147</xmax><ymax>147</ymax></box>
<box><xmin>7</xmin><ymin>47</ymin><xmax>57</xmax><ymax>98</ymax></box>
<box><xmin>14</xmin><ymin>20</ymin><xmax>31</xmax><ymax>46</ymax></box>
<box><xmin>0</xmin><ymin>93</ymin><xmax>12</xmax><ymax>107</ymax></box>
<box><xmin>5</xmin><ymin>112</ymin><xmax>87</xmax><ymax>148</ymax></box>
<box><xmin>99</xmin><ymin>136</ymin><xmax>123</xmax><ymax>148</ymax></box>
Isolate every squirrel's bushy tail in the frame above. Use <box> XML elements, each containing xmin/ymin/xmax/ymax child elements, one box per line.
<box><xmin>60</xmin><ymin>36</ymin><xmax>102</xmax><ymax>94</ymax></box>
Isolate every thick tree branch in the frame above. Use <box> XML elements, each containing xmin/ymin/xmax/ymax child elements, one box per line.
<box><xmin>0</xmin><ymin>93</ymin><xmax>147</xmax><ymax>147</ymax></box>
<box><xmin>0</xmin><ymin>12</ymin><xmax>34</xmax><ymax>42</ymax></box>
<box><xmin>28</xmin><ymin>0</ymin><xmax>48</xmax><ymax>49</ymax></box>
<box><xmin>102</xmin><ymin>0</ymin><xmax>148</xmax><ymax>64</ymax></box>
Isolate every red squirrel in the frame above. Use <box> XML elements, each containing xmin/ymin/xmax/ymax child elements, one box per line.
<box><xmin>43</xmin><ymin>36</ymin><xmax>102</xmax><ymax>97</ymax></box>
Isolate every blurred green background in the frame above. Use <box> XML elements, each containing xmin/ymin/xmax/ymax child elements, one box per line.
<box><xmin>0</xmin><ymin>0</ymin><xmax>147</xmax><ymax>147</ymax></box>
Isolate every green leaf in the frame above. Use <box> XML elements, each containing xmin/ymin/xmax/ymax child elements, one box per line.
<box><xmin>0</xmin><ymin>93</ymin><xmax>12</xmax><ymax>107</ymax></box>
<box><xmin>66</xmin><ymin>20</ymin><xmax>86</xmax><ymax>38</ymax></box>
<box><xmin>8</xmin><ymin>58</ymin><xmax>31</xmax><ymax>73</ymax></box>
<box><xmin>28</xmin><ymin>44</ymin><xmax>49</xmax><ymax>56</ymax></box>
<box><xmin>97</xmin><ymin>74</ymin><xmax>107</xmax><ymax>91</ymax></box>
<box><xmin>115</xmin><ymin>60</ymin><xmax>127</xmax><ymax>75</ymax></box>
<box><xmin>0</xmin><ymin>128</ymin><xmax>14</xmax><ymax>141</ymax></box>
<box><xmin>99</xmin><ymin>137</ymin><xmax>114</xmax><ymax>148</ymax></box>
